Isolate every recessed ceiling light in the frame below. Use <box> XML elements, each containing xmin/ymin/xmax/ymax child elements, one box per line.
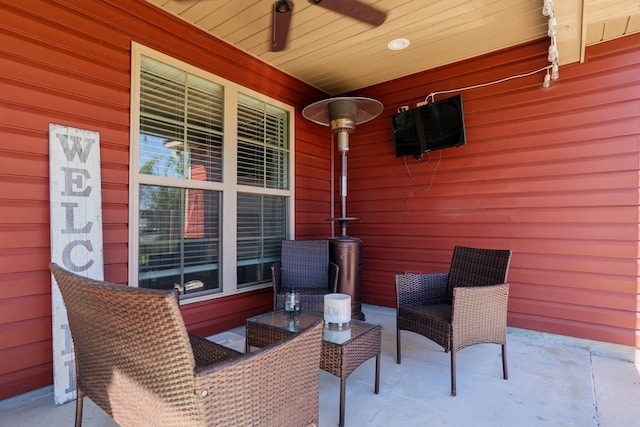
<box><xmin>387</xmin><ymin>38</ymin><xmax>410</xmax><ymax>51</ymax></box>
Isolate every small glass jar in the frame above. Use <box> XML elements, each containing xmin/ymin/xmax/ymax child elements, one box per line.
<box><xmin>284</xmin><ymin>289</ymin><xmax>301</xmax><ymax>315</ymax></box>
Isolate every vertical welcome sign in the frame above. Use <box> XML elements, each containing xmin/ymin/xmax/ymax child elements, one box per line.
<box><xmin>49</xmin><ymin>124</ymin><xmax>104</xmax><ymax>405</ymax></box>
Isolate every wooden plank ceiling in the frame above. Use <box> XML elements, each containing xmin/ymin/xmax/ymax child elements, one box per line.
<box><xmin>147</xmin><ymin>0</ymin><xmax>640</xmax><ymax>95</ymax></box>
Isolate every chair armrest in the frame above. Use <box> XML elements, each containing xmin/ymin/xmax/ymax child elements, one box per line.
<box><xmin>189</xmin><ymin>333</ymin><xmax>243</xmax><ymax>369</ymax></box>
<box><xmin>328</xmin><ymin>261</ymin><xmax>339</xmax><ymax>292</ymax></box>
<box><xmin>271</xmin><ymin>262</ymin><xmax>282</xmax><ymax>293</ymax></box>
<box><xmin>451</xmin><ymin>283</ymin><xmax>509</xmax><ymax>351</ymax></box>
<box><xmin>395</xmin><ymin>272</ymin><xmax>449</xmax><ymax>308</ymax></box>
<box><xmin>195</xmin><ymin>320</ymin><xmax>323</xmax><ymax>426</ymax></box>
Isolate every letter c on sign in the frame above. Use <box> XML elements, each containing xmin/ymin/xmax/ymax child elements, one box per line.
<box><xmin>62</xmin><ymin>240</ymin><xmax>95</xmax><ymax>272</ymax></box>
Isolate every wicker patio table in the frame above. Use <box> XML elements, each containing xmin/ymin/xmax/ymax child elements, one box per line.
<box><xmin>246</xmin><ymin>309</ymin><xmax>381</xmax><ymax>427</ymax></box>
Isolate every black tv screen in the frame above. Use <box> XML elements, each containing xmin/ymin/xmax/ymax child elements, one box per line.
<box><xmin>392</xmin><ymin>94</ymin><xmax>466</xmax><ymax>158</ymax></box>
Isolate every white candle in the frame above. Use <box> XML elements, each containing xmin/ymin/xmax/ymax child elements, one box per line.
<box><xmin>324</xmin><ymin>293</ymin><xmax>351</xmax><ymax>324</ymax></box>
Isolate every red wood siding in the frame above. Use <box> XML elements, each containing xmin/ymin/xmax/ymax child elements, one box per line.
<box><xmin>348</xmin><ymin>35</ymin><xmax>640</xmax><ymax>347</ymax></box>
<box><xmin>0</xmin><ymin>0</ymin><xmax>329</xmax><ymax>400</ymax></box>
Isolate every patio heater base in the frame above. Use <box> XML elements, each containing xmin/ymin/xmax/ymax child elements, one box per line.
<box><xmin>329</xmin><ymin>235</ymin><xmax>364</xmax><ymax>320</ymax></box>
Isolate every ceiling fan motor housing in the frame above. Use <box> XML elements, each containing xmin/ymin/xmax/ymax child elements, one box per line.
<box><xmin>275</xmin><ymin>0</ymin><xmax>292</xmax><ymax>13</ymax></box>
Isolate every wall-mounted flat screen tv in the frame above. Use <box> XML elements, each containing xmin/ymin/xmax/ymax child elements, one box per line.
<box><xmin>392</xmin><ymin>94</ymin><xmax>467</xmax><ymax>158</ymax></box>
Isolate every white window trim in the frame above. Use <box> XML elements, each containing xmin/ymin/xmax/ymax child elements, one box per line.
<box><xmin>128</xmin><ymin>42</ymin><xmax>295</xmax><ymax>303</ymax></box>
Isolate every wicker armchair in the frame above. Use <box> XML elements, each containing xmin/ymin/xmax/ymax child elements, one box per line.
<box><xmin>395</xmin><ymin>246</ymin><xmax>512</xmax><ymax>396</ymax></box>
<box><xmin>272</xmin><ymin>239</ymin><xmax>339</xmax><ymax>311</ymax></box>
<box><xmin>49</xmin><ymin>263</ymin><xmax>323</xmax><ymax>427</ymax></box>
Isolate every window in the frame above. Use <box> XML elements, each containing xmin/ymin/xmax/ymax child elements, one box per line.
<box><xmin>237</xmin><ymin>193</ymin><xmax>287</xmax><ymax>288</ymax></box>
<box><xmin>236</xmin><ymin>94</ymin><xmax>290</xmax><ymax>288</ymax></box>
<box><xmin>130</xmin><ymin>44</ymin><xmax>293</xmax><ymax>301</ymax></box>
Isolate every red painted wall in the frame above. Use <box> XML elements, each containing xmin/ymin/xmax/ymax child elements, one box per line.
<box><xmin>347</xmin><ymin>35</ymin><xmax>640</xmax><ymax>347</ymax></box>
<box><xmin>0</xmin><ymin>0</ymin><xmax>329</xmax><ymax>400</ymax></box>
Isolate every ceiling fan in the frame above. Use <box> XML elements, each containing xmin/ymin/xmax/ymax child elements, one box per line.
<box><xmin>271</xmin><ymin>0</ymin><xmax>387</xmax><ymax>52</ymax></box>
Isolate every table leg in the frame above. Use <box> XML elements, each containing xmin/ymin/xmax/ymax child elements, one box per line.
<box><xmin>375</xmin><ymin>354</ymin><xmax>380</xmax><ymax>394</ymax></box>
<box><xmin>339</xmin><ymin>377</ymin><xmax>346</xmax><ymax>427</ymax></box>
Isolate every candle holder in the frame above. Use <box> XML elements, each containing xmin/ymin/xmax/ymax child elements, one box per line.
<box><xmin>324</xmin><ymin>293</ymin><xmax>351</xmax><ymax>329</ymax></box>
<box><xmin>284</xmin><ymin>289</ymin><xmax>301</xmax><ymax>315</ymax></box>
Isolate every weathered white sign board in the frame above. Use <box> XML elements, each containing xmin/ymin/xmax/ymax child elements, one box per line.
<box><xmin>49</xmin><ymin>123</ymin><xmax>104</xmax><ymax>405</ymax></box>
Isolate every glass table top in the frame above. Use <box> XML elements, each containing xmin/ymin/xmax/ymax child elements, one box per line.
<box><xmin>247</xmin><ymin>309</ymin><xmax>379</xmax><ymax>345</ymax></box>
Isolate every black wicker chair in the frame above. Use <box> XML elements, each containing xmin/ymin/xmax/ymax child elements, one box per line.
<box><xmin>395</xmin><ymin>245</ymin><xmax>512</xmax><ymax>396</ymax></box>
<box><xmin>272</xmin><ymin>239</ymin><xmax>339</xmax><ymax>312</ymax></box>
<box><xmin>49</xmin><ymin>263</ymin><xmax>323</xmax><ymax>427</ymax></box>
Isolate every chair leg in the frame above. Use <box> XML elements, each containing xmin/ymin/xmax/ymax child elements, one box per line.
<box><xmin>396</xmin><ymin>326</ymin><xmax>402</xmax><ymax>364</ymax></box>
<box><xmin>75</xmin><ymin>388</ymin><xmax>84</xmax><ymax>427</ymax></box>
<box><xmin>450</xmin><ymin>349</ymin><xmax>457</xmax><ymax>396</ymax></box>
<box><xmin>502</xmin><ymin>343</ymin><xmax>508</xmax><ymax>380</ymax></box>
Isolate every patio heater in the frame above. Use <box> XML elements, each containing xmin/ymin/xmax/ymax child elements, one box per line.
<box><xmin>302</xmin><ymin>96</ymin><xmax>383</xmax><ymax>320</ymax></box>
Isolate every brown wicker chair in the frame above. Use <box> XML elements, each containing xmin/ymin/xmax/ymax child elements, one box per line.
<box><xmin>395</xmin><ymin>246</ymin><xmax>512</xmax><ymax>396</ymax></box>
<box><xmin>272</xmin><ymin>239</ymin><xmax>339</xmax><ymax>311</ymax></box>
<box><xmin>49</xmin><ymin>263</ymin><xmax>323</xmax><ymax>427</ymax></box>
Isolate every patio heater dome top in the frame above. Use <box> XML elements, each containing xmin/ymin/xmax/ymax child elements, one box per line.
<box><xmin>302</xmin><ymin>96</ymin><xmax>384</xmax><ymax>129</ymax></box>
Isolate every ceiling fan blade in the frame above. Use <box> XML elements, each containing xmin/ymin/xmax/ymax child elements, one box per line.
<box><xmin>271</xmin><ymin>0</ymin><xmax>293</xmax><ymax>52</ymax></box>
<box><xmin>308</xmin><ymin>0</ymin><xmax>386</xmax><ymax>27</ymax></box>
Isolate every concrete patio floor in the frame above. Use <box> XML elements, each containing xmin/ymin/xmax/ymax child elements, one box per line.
<box><xmin>2</xmin><ymin>304</ymin><xmax>640</xmax><ymax>427</ymax></box>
